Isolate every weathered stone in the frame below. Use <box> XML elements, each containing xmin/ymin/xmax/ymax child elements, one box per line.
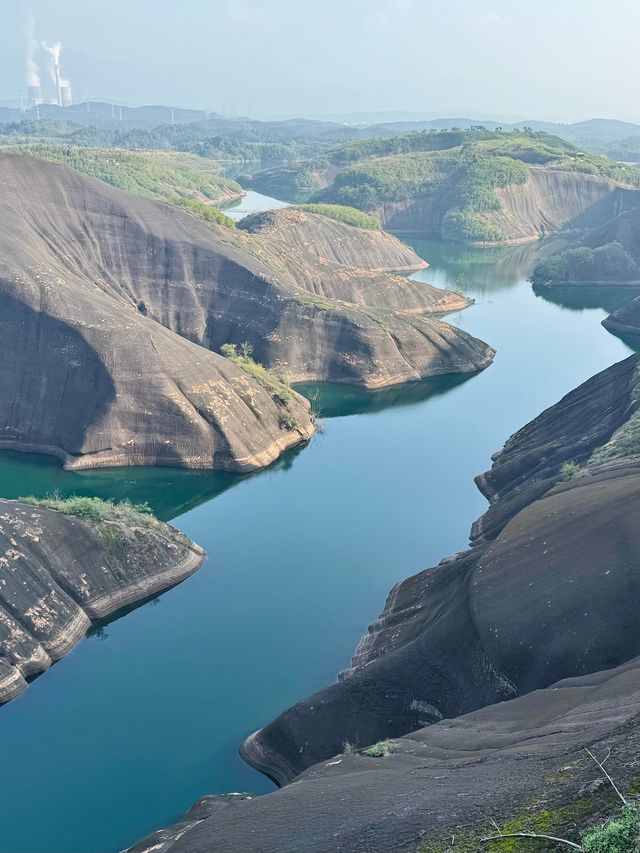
<box><xmin>0</xmin><ymin>500</ymin><xmax>204</xmax><ymax>704</ymax></box>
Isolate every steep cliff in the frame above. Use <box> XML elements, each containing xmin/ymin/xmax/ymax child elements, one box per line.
<box><xmin>0</xmin><ymin>498</ymin><xmax>204</xmax><ymax>704</ymax></box>
<box><xmin>531</xmin><ymin>202</ymin><xmax>640</xmax><ymax>288</ymax></box>
<box><xmin>378</xmin><ymin>168</ymin><xmax>638</xmax><ymax>240</ymax></box>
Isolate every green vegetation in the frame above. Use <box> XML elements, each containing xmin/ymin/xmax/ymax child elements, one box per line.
<box><xmin>0</xmin><ymin>118</ymin><xmax>327</xmax><ymax>172</ymax></box>
<box><xmin>173</xmin><ymin>198</ymin><xmax>235</xmax><ymax>228</ymax></box>
<box><xmin>19</xmin><ymin>495</ymin><xmax>156</xmax><ymax>526</ymax></box>
<box><xmin>559</xmin><ymin>461</ymin><xmax>585</xmax><ymax>480</ymax></box>
<box><xmin>590</xmin><ymin>407</ymin><xmax>640</xmax><ymax>464</ymax></box>
<box><xmin>99</xmin><ymin>523</ymin><xmax>132</xmax><ymax>562</ymax></box>
<box><xmin>251</xmin><ymin>128</ymin><xmax>640</xmax><ymax>243</ymax></box>
<box><xmin>294</xmin><ymin>294</ymin><xmax>336</xmax><ymax>311</ymax></box>
<box><xmin>531</xmin><ymin>248</ymin><xmax>597</xmax><ymax>284</ymax></box>
<box><xmin>1</xmin><ymin>144</ymin><xmax>241</xmax><ymax>208</ymax></box>
<box><xmin>294</xmin><ymin>203</ymin><xmax>380</xmax><ymax>229</ymax></box>
<box><xmin>478</xmin><ymin>803</ymin><xmax>640</xmax><ymax>853</ymax></box>
<box><xmin>581</xmin><ymin>804</ymin><xmax>640</xmax><ymax>852</ymax></box>
<box><xmin>219</xmin><ymin>342</ymin><xmax>300</xmax><ymax>431</ymax></box>
<box><xmin>361</xmin><ymin>739</ymin><xmax>398</xmax><ymax>758</ymax></box>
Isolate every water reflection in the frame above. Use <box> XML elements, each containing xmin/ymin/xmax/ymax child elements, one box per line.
<box><xmin>406</xmin><ymin>237</ymin><xmax>568</xmax><ymax>297</ymax></box>
<box><xmin>296</xmin><ymin>374</ymin><xmax>473</xmax><ymax>419</ymax></box>
<box><xmin>533</xmin><ymin>282</ymin><xmax>640</xmax><ymax>314</ymax></box>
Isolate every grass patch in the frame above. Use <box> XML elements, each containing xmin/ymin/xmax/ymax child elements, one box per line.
<box><xmin>19</xmin><ymin>494</ymin><xmax>156</xmax><ymax>526</ymax></box>
<box><xmin>294</xmin><ymin>203</ymin><xmax>380</xmax><ymax>229</ymax></box>
<box><xmin>173</xmin><ymin>197</ymin><xmax>235</xmax><ymax>227</ymax></box>
<box><xmin>99</xmin><ymin>523</ymin><xmax>131</xmax><ymax>561</ymax></box>
<box><xmin>220</xmin><ymin>342</ymin><xmax>300</xmax><ymax>431</ymax></box>
<box><xmin>590</xmin><ymin>409</ymin><xmax>640</xmax><ymax>464</ymax></box>
<box><xmin>361</xmin><ymin>739</ymin><xmax>398</xmax><ymax>758</ymax></box>
<box><xmin>294</xmin><ymin>294</ymin><xmax>336</xmax><ymax>311</ymax></box>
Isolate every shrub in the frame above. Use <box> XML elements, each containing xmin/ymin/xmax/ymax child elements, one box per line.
<box><xmin>220</xmin><ymin>342</ymin><xmax>299</xmax><ymax>430</ymax></box>
<box><xmin>531</xmin><ymin>247</ymin><xmax>596</xmax><ymax>285</ymax></box>
<box><xmin>559</xmin><ymin>461</ymin><xmax>584</xmax><ymax>481</ymax></box>
<box><xmin>173</xmin><ymin>198</ymin><xmax>235</xmax><ymax>228</ymax></box>
<box><xmin>581</xmin><ymin>803</ymin><xmax>640</xmax><ymax>853</ymax></box>
<box><xmin>295</xmin><ymin>294</ymin><xmax>336</xmax><ymax>311</ymax></box>
<box><xmin>294</xmin><ymin>203</ymin><xmax>380</xmax><ymax>229</ymax></box>
<box><xmin>362</xmin><ymin>739</ymin><xmax>398</xmax><ymax>758</ymax></box>
<box><xmin>19</xmin><ymin>495</ymin><xmax>156</xmax><ymax>526</ymax></box>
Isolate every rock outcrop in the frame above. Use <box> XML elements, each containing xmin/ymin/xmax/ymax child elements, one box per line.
<box><xmin>239</xmin><ymin>354</ymin><xmax>640</xmax><ymax>779</ymax></box>
<box><xmin>0</xmin><ymin>153</ymin><xmax>493</xmax><ymax>469</ymax></box>
<box><xmin>128</xmin><ymin>656</ymin><xmax>640</xmax><ymax>853</ymax></box>
<box><xmin>0</xmin><ymin>499</ymin><xmax>204</xmax><ymax>704</ymax></box>
<box><xmin>238</xmin><ymin>207</ymin><xmax>428</xmax><ymax>273</ymax></box>
<box><xmin>122</xmin><ymin>358</ymin><xmax>640</xmax><ymax>852</ymax></box>
<box><xmin>531</xmin><ymin>201</ymin><xmax>640</xmax><ymax>295</ymax></box>
<box><xmin>380</xmin><ymin>168</ymin><xmax>639</xmax><ymax>242</ymax></box>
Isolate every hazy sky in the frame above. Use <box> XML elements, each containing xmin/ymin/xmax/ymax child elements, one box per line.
<box><xmin>2</xmin><ymin>0</ymin><xmax>640</xmax><ymax>121</ymax></box>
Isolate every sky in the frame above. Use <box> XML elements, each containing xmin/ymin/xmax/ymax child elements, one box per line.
<box><xmin>1</xmin><ymin>0</ymin><xmax>640</xmax><ymax>122</ymax></box>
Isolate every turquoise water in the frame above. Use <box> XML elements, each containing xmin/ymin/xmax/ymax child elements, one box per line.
<box><xmin>0</xmin><ymin>234</ymin><xmax>637</xmax><ymax>852</ymax></box>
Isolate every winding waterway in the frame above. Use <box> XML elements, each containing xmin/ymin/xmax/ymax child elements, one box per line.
<box><xmin>0</xmin><ymin>201</ymin><xmax>638</xmax><ymax>852</ymax></box>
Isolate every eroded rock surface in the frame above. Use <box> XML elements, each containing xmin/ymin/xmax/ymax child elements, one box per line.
<box><xmin>123</xmin><ymin>359</ymin><xmax>640</xmax><ymax>852</ymax></box>
<box><xmin>0</xmin><ymin>153</ymin><xmax>493</xmax><ymax>469</ymax></box>
<box><xmin>128</xmin><ymin>657</ymin><xmax>640</xmax><ymax>853</ymax></box>
<box><xmin>239</xmin><ymin>355</ymin><xmax>640</xmax><ymax>782</ymax></box>
<box><xmin>0</xmin><ymin>500</ymin><xmax>204</xmax><ymax>704</ymax></box>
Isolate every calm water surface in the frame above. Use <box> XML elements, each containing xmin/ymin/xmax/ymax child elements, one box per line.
<box><xmin>0</xmin><ymin>227</ymin><xmax>637</xmax><ymax>852</ymax></box>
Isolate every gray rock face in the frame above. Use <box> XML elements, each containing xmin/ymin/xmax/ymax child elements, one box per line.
<box><xmin>243</xmin><ymin>455</ymin><xmax>640</xmax><ymax>784</ymax></box>
<box><xmin>128</xmin><ymin>656</ymin><xmax>640</xmax><ymax>853</ymax></box>
<box><xmin>238</xmin><ymin>207</ymin><xmax>429</xmax><ymax>273</ymax></box>
<box><xmin>235</xmin><ymin>355</ymin><xmax>640</xmax><ymax>784</ymax></box>
<box><xmin>0</xmin><ymin>154</ymin><xmax>316</xmax><ymax>471</ymax></box>
<box><xmin>123</xmin><ymin>361</ymin><xmax>640</xmax><ymax>852</ymax></box>
<box><xmin>380</xmin><ymin>168</ymin><xmax>639</xmax><ymax>242</ymax></box>
<box><xmin>0</xmin><ymin>500</ymin><xmax>204</xmax><ymax>704</ymax></box>
<box><xmin>0</xmin><ymin>153</ymin><xmax>494</xmax><ymax>468</ymax></box>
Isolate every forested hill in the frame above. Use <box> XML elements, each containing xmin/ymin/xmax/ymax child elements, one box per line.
<box><xmin>248</xmin><ymin>129</ymin><xmax>640</xmax><ymax>243</ymax></box>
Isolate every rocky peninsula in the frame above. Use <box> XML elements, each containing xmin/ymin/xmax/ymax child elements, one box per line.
<box><xmin>0</xmin><ymin>497</ymin><xmax>204</xmax><ymax>704</ymax></box>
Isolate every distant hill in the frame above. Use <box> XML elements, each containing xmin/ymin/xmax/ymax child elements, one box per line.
<box><xmin>248</xmin><ymin>129</ymin><xmax>640</xmax><ymax>244</ymax></box>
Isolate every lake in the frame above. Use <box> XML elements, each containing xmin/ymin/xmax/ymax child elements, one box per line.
<box><xmin>0</xmin><ymin>211</ymin><xmax>636</xmax><ymax>852</ymax></box>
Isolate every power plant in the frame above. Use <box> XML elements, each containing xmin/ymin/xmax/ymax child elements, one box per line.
<box><xmin>26</xmin><ymin>16</ymin><xmax>73</xmax><ymax>108</ymax></box>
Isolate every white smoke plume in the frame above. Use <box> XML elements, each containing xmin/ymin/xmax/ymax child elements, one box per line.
<box><xmin>26</xmin><ymin>13</ymin><xmax>40</xmax><ymax>87</ymax></box>
<box><xmin>42</xmin><ymin>41</ymin><xmax>70</xmax><ymax>88</ymax></box>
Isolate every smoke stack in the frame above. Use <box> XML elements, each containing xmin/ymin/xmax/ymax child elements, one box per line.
<box><xmin>54</xmin><ymin>57</ymin><xmax>62</xmax><ymax>106</ymax></box>
<box><xmin>60</xmin><ymin>85</ymin><xmax>72</xmax><ymax>107</ymax></box>
<box><xmin>42</xmin><ymin>42</ymin><xmax>71</xmax><ymax>108</ymax></box>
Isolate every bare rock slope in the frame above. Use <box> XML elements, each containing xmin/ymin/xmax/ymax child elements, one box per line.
<box><xmin>381</xmin><ymin>168</ymin><xmax>639</xmax><ymax>241</ymax></box>
<box><xmin>0</xmin><ymin>499</ymin><xmax>204</xmax><ymax>704</ymax></box>
<box><xmin>128</xmin><ymin>656</ymin><xmax>640</xmax><ymax>853</ymax></box>
<box><xmin>121</xmin><ymin>352</ymin><xmax>640</xmax><ymax>853</ymax></box>
<box><xmin>0</xmin><ymin>154</ymin><xmax>493</xmax><ymax>469</ymax></box>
